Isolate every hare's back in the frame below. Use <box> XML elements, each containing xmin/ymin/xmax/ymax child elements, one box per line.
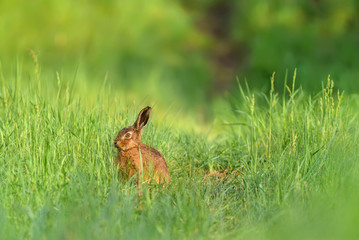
<box><xmin>140</xmin><ymin>144</ymin><xmax>170</xmax><ymax>179</ymax></box>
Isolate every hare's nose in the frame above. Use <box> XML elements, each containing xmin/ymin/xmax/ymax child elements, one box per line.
<box><xmin>114</xmin><ymin>141</ymin><xmax>117</xmax><ymax>148</ymax></box>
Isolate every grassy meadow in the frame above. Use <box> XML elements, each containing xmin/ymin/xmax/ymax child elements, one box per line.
<box><xmin>1</xmin><ymin>0</ymin><xmax>359</xmax><ymax>239</ymax></box>
<box><xmin>1</xmin><ymin>64</ymin><xmax>358</xmax><ymax>239</ymax></box>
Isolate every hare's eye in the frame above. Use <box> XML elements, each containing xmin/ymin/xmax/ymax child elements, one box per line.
<box><xmin>125</xmin><ymin>133</ymin><xmax>131</xmax><ymax>138</ymax></box>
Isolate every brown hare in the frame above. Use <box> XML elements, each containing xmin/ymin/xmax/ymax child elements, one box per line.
<box><xmin>114</xmin><ymin>106</ymin><xmax>170</xmax><ymax>188</ymax></box>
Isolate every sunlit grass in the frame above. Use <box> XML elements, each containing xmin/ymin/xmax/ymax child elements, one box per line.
<box><xmin>0</xmin><ymin>66</ymin><xmax>358</xmax><ymax>239</ymax></box>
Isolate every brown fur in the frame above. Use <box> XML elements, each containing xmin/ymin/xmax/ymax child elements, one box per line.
<box><xmin>114</xmin><ymin>107</ymin><xmax>170</xmax><ymax>184</ymax></box>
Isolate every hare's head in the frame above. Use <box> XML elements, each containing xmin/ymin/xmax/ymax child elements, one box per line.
<box><xmin>114</xmin><ymin>106</ymin><xmax>151</xmax><ymax>151</ymax></box>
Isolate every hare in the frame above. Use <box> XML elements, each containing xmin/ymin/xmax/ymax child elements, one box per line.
<box><xmin>114</xmin><ymin>106</ymin><xmax>170</xmax><ymax>186</ymax></box>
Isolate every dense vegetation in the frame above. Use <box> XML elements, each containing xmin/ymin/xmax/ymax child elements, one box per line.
<box><xmin>182</xmin><ymin>0</ymin><xmax>359</xmax><ymax>91</ymax></box>
<box><xmin>1</xmin><ymin>66</ymin><xmax>358</xmax><ymax>239</ymax></box>
<box><xmin>1</xmin><ymin>1</ymin><xmax>359</xmax><ymax>239</ymax></box>
<box><xmin>1</xmin><ymin>0</ymin><xmax>358</xmax><ymax>102</ymax></box>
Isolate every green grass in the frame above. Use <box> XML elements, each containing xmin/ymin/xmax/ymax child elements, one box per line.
<box><xmin>1</xmin><ymin>66</ymin><xmax>358</xmax><ymax>239</ymax></box>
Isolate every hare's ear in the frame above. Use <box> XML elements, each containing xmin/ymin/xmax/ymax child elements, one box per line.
<box><xmin>133</xmin><ymin>106</ymin><xmax>151</xmax><ymax>130</ymax></box>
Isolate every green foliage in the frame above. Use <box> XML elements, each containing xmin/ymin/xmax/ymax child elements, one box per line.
<box><xmin>2</xmin><ymin>0</ymin><xmax>359</xmax><ymax>107</ymax></box>
<box><xmin>1</xmin><ymin>65</ymin><xmax>359</xmax><ymax>239</ymax></box>
<box><xmin>1</xmin><ymin>1</ymin><xmax>359</xmax><ymax>238</ymax></box>
<box><xmin>0</xmin><ymin>0</ymin><xmax>211</xmax><ymax>106</ymax></box>
<box><xmin>181</xmin><ymin>0</ymin><xmax>359</xmax><ymax>92</ymax></box>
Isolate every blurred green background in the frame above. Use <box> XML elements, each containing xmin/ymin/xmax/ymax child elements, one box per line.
<box><xmin>1</xmin><ymin>0</ymin><xmax>358</xmax><ymax>108</ymax></box>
